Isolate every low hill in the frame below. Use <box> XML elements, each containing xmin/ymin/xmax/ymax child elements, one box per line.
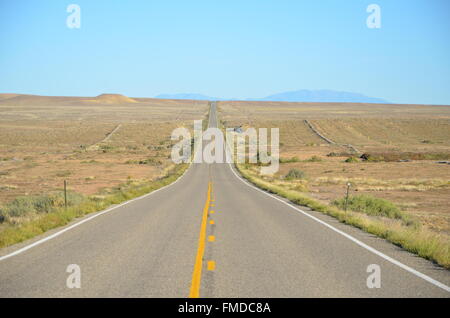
<box><xmin>0</xmin><ymin>93</ymin><xmax>138</xmax><ymax>106</ymax></box>
<box><xmin>0</xmin><ymin>93</ymin><xmax>21</xmax><ymax>101</ymax></box>
<box><xmin>86</xmin><ymin>94</ymin><xmax>138</xmax><ymax>104</ymax></box>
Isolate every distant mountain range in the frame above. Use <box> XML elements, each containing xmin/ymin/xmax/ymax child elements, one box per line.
<box><xmin>155</xmin><ymin>90</ymin><xmax>389</xmax><ymax>104</ymax></box>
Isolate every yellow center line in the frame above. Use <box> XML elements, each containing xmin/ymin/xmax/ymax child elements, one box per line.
<box><xmin>189</xmin><ymin>181</ymin><xmax>212</xmax><ymax>298</ymax></box>
<box><xmin>207</xmin><ymin>261</ymin><xmax>215</xmax><ymax>271</ymax></box>
<box><xmin>208</xmin><ymin>235</ymin><xmax>215</xmax><ymax>242</ymax></box>
<box><xmin>209</xmin><ymin>220</ymin><xmax>215</xmax><ymax>225</ymax></box>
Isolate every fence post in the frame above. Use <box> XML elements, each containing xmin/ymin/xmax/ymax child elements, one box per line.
<box><xmin>64</xmin><ymin>180</ymin><xmax>67</xmax><ymax>210</ymax></box>
<box><xmin>344</xmin><ymin>182</ymin><xmax>351</xmax><ymax>212</ymax></box>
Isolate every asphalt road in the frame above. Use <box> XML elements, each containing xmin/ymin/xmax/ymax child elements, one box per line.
<box><xmin>0</xmin><ymin>102</ymin><xmax>449</xmax><ymax>297</ymax></box>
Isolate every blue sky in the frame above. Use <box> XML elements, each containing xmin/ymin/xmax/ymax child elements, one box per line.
<box><xmin>1</xmin><ymin>0</ymin><xmax>449</xmax><ymax>104</ymax></box>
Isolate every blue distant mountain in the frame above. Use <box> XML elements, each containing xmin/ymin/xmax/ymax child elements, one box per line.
<box><xmin>254</xmin><ymin>89</ymin><xmax>389</xmax><ymax>103</ymax></box>
<box><xmin>155</xmin><ymin>90</ymin><xmax>389</xmax><ymax>104</ymax></box>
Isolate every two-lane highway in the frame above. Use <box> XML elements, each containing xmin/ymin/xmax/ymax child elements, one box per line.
<box><xmin>0</xmin><ymin>102</ymin><xmax>449</xmax><ymax>297</ymax></box>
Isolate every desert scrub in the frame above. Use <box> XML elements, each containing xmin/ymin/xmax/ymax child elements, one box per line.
<box><xmin>280</xmin><ymin>156</ymin><xmax>300</xmax><ymax>163</ymax></box>
<box><xmin>0</xmin><ymin>163</ymin><xmax>188</xmax><ymax>248</ymax></box>
<box><xmin>291</xmin><ymin>183</ymin><xmax>309</xmax><ymax>192</ymax></box>
<box><xmin>0</xmin><ymin>184</ymin><xmax>17</xmax><ymax>190</ymax></box>
<box><xmin>0</xmin><ymin>192</ymin><xmax>85</xmax><ymax>223</ymax></box>
<box><xmin>344</xmin><ymin>157</ymin><xmax>359</xmax><ymax>163</ymax></box>
<box><xmin>55</xmin><ymin>170</ymin><xmax>72</xmax><ymax>177</ymax></box>
<box><xmin>332</xmin><ymin>195</ymin><xmax>416</xmax><ymax>226</ymax></box>
<box><xmin>327</xmin><ymin>151</ymin><xmax>353</xmax><ymax>157</ymax></box>
<box><xmin>304</xmin><ymin>155</ymin><xmax>322</xmax><ymax>162</ymax></box>
<box><xmin>236</xmin><ymin>163</ymin><xmax>450</xmax><ymax>269</ymax></box>
<box><xmin>314</xmin><ymin>177</ymin><xmax>449</xmax><ymax>191</ymax></box>
<box><xmin>285</xmin><ymin>168</ymin><xmax>306</xmax><ymax>180</ymax></box>
<box><xmin>360</xmin><ymin>152</ymin><xmax>450</xmax><ymax>162</ymax></box>
<box><xmin>99</xmin><ymin>144</ymin><xmax>115</xmax><ymax>153</ymax></box>
<box><xmin>125</xmin><ymin>158</ymin><xmax>163</xmax><ymax>166</ymax></box>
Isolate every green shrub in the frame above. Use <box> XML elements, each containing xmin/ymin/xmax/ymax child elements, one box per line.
<box><xmin>285</xmin><ymin>169</ymin><xmax>306</xmax><ymax>180</ymax></box>
<box><xmin>332</xmin><ymin>194</ymin><xmax>414</xmax><ymax>224</ymax></box>
<box><xmin>344</xmin><ymin>157</ymin><xmax>359</xmax><ymax>163</ymax></box>
<box><xmin>1</xmin><ymin>195</ymin><xmax>53</xmax><ymax>217</ymax></box>
<box><xmin>52</xmin><ymin>191</ymin><xmax>86</xmax><ymax>208</ymax></box>
<box><xmin>0</xmin><ymin>192</ymin><xmax>86</xmax><ymax>219</ymax></box>
<box><xmin>280</xmin><ymin>156</ymin><xmax>300</xmax><ymax>163</ymax></box>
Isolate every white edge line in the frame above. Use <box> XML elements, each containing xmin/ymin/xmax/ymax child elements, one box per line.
<box><xmin>226</xmin><ymin>161</ymin><xmax>450</xmax><ymax>293</ymax></box>
<box><xmin>0</xmin><ymin>163</ymin><xmax>191</xmax><ymax>262</ymax></box>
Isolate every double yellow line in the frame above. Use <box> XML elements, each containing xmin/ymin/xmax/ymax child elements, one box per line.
<box><xmin>189</xmin><ymin>181</ymin><xmax>212</xmax><ymax>298</ymax></box>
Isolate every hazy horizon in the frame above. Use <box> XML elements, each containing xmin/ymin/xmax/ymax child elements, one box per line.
<box><xmin>2</xmin><ymin>90</ymin><xmax>450</xmax><ymax>106</ymax></box>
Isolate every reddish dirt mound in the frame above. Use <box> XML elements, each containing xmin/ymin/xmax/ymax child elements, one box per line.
<box><xmin>90</xmin><ymin>94</ymin><xmax>138</xmax><ymax>104</ymax></box>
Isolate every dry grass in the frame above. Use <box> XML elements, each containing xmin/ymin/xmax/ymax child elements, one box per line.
<box><xmin>237</xmin><ymin>163</ymin><xmax>450</xmax><ymax>269</ymax></box>
<box><xmin>275</xmin><ymin>161</ymin><xmax>450</xmax><ymax>234</ymax></box>
<box><xmin>218</xmin><ymin>100</ymin><xmax>450</xmax><ymax>121</ymax></box>
<box><xmin>311</xmin><ymin>118</ymin><xmax>450</xmax><ymax>153</ymax></box>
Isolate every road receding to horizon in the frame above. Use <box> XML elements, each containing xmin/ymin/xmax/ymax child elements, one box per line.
<box><xmin>0</xmin><ymin>102</ymin><xmax>449</xmax><ymax>297</ymax></box>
